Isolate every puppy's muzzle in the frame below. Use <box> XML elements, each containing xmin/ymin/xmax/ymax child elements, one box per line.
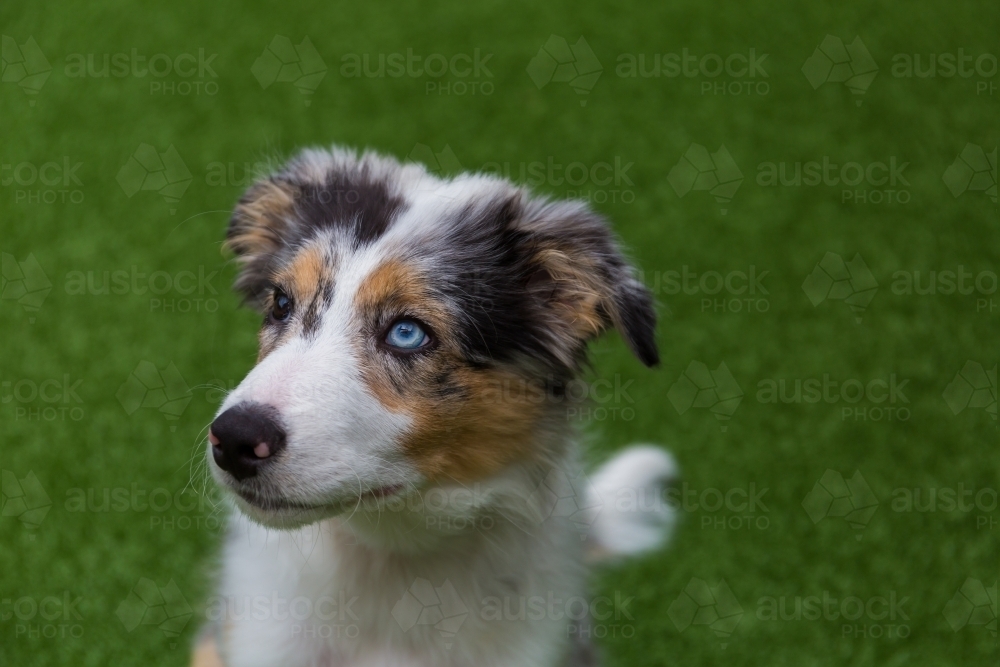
<box><xmin>210</xmin><ymin>402</ymin><xmax>286</xmax><ymax>481</ymax></box>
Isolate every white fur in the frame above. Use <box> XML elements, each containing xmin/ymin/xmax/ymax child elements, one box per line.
<box><xmin>586</xmin><ymin>446</ymin><xmax>679</xmax><ymax>561</ymax></box>
<box><xmin>205</xmin><ymin>149</ymin><xmax>677</xmax><ymax>666</ymax></box>
<box><xmin>211</xmin><ymin>238</ymin><xmax>421</xmax><ymax>527</ymax></box>
<box><xmin>210</xmin><ymin>445</ymin><xmax>675</xmax><ymax>666</ymax></box>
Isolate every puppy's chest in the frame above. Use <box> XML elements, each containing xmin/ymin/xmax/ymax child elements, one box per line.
<box><xmin>219</xmin><ymin>521</ymin><xmax>579</xmax><ymax>667</ymax></box>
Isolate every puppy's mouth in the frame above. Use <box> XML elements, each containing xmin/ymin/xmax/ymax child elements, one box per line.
<box><xmin>360</xmin><ymin>484</ymin><xmax>404</xmax><ymax>500</ymax></box>
<box><xmin>235</xmin><ymin>489</ymin><xmax>320</xmax><ymax>513</ymax></box>
<box><xmin>232</xmin><ymin>484</ymin><xmax>404</xmax><ymax>517</ymax></box>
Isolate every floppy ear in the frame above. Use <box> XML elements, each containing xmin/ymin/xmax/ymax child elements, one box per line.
<box><xmin>224</xmin><ymin>178</ymin><xmax>298</xmax><ymax>307</ymax></box>
<box><xmin>517</xmin><ymin>199</ymin><xmax>659</xmax><ymax>368</ymax></box>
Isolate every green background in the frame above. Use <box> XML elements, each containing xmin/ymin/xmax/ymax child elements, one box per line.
<box><xmin>1</xmin><ymin>1</ymin><xmax>997</xmax><ymax>665</ymax></box>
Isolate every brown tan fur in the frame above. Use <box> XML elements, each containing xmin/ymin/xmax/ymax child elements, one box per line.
<box><xmin>226</xmin><ymin>179</ymin><xmax>297</xmax><ymax>259</ymax></box>
<box><xmin>278</xmin><ymin>243</ymin><xmax>327</xmax><ymax>301</ymax></box>
<box><xmin>224</xmin><ymin>179</ymin><xmax>300</xmax><ymax>305</ymax></box>
<box><xmin>190</xmin><ymin>637</ymin><xmax>224</xmax><ymax>667</ymax></box>
<box><xmin>256</xmin><ymin>242</ymin><xmax>333</xmax><ymax>360</ymax></box>
<box><xmin>354</xmin><ymin>259</ymin><xmax>550</xmax><ymax>483</ymax></box>
<box><xmin>531</xmin><ymin>246</ymin><xmax>608</xmax><ymax>344</ymax></box>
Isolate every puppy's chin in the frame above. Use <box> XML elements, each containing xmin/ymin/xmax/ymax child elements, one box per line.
<box><xmin>231</xmin><ymin>494</ymin><xmax>343</xmax><ymax>530</ymax></box>
<box><xmin>222</xmin><ymin>482</ymin><xmax>408</xmax><ymax>530</ymax></box>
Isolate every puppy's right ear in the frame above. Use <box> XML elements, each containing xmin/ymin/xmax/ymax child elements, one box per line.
<box><xmin>225</xmin><ymin>178</ymin><xmax>298</xmax><ymax>308</ymax></box>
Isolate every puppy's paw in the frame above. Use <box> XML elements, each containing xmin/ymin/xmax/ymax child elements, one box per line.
<box><xmin>586</xmin><ymin>445</ymin><xmax>679</xmax><ymax>562</ymax></box>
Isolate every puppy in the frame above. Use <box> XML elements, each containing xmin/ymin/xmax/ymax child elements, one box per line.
<box><xmin>195</xmin><ymin>147</ymin><xmax>678</xmax><ymax>667</ymax></box>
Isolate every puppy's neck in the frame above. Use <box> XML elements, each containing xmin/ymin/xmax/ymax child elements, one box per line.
<box><xmin>339</xmin><ymin>451</ymin><xmax>577</xmax><ymax>555</ymax></box>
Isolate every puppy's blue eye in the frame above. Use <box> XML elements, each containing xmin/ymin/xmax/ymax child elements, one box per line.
<box><xmin>385</xmin><ymin>319</ymin><xmax>428</xmax><ymax>350</ymax></box>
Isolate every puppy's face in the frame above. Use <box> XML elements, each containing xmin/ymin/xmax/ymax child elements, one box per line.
<box><xmin>209</xmin><ymin>148</ymin><xmax>657</xmax><ymax>528</ymax></box>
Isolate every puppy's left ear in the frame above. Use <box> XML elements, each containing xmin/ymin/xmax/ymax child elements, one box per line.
<box><xmin>518</xmin><ymin>199</ymin><xmax>659</xmax><ymax>368</ymax></box>
<box><xmin>225</xmin><ymin>177</ymin><xmax>299</xmax><ymax>308</ymax></box>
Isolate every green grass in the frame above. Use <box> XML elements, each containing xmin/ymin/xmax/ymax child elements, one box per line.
<box><xmin>1</xmin><ymin>1</ymin><xmax>997</xmax><ymax>664</ymax></box>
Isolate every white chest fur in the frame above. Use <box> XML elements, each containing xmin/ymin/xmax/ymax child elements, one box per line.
<box><xmin>212</xmin><ymin>464</ymin><xmax>588</xmax><ymax>667</ymax></box>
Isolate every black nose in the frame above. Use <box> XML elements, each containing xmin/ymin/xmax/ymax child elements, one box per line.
<box><xmin>209</xmin><ymin>403</ymin><xmax>286</xmax><ymax>481</ymax></box>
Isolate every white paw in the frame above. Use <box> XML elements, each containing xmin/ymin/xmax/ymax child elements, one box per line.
<box><xmin>586</xmin><ymin>445</ymin><xmax>679</xmax><ymax>561</ymax></box>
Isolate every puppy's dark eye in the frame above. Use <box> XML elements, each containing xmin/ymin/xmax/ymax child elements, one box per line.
<box><xmin>270</xmin><ymin>289</ymin><xmax>292</xmax><ymax>322</ymax></box>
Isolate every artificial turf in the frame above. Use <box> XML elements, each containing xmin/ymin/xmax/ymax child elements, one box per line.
<box><xmin>1</xmin><ymin>0</ymin><xmax>997</xmax><ymax>664</ymax></box>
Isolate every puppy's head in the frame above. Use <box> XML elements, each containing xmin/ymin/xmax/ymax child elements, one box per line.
<box><xmin>209</xmin><ymin>147</ymin><xmax>657</xmax><ymax>528</ymax></box>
